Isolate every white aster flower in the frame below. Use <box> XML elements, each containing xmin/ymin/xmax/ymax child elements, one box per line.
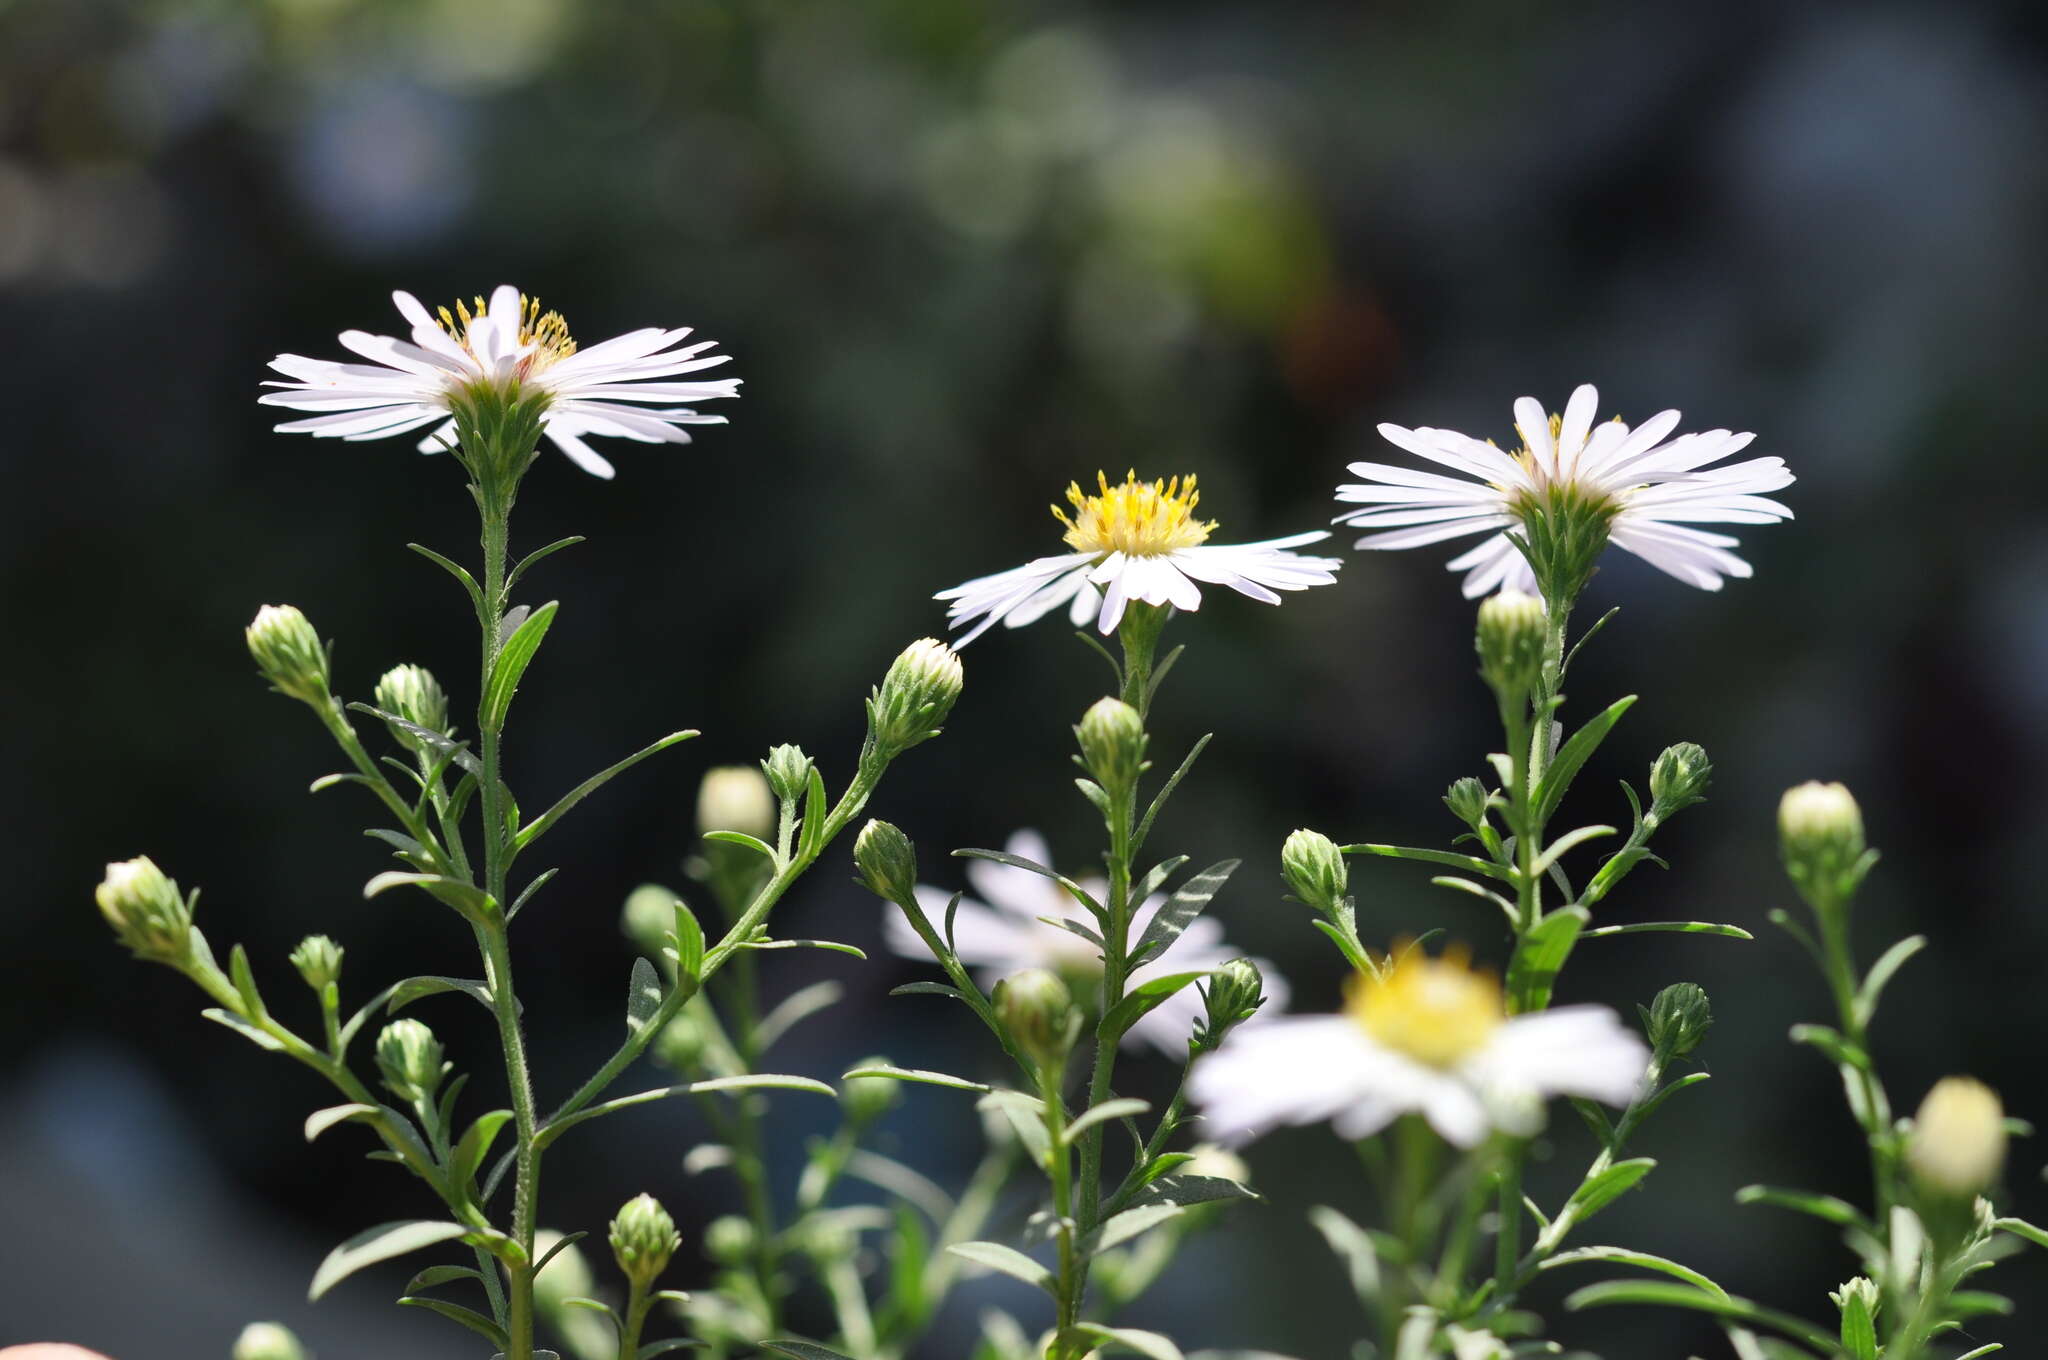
<box><xmin>259</xmin><ymin>284</ymin><xmax>740</xmax><ymax>479</ymax></box>
<box><xmin>884</xmin><ymin>829</ymin><xmax>1288</xmax><ymax>1055</ymax></box>
<box><xmin>1190</xmin><ymin>944</ymin><xmax>1646</xmax><ymax>1147</ymax></box>
<box><xmin>937</xmin><ymin>471</ymin><xmax>1341</xmax><ymax>644</ymax></box>
<box><xmin>1334</xmin><ymin>383</ymin><xmax>1792</xmax><ymax>598</ymax></box>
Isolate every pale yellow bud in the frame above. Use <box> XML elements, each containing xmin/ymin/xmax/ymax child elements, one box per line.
<box><xmin>1909</xmin><ymin>1077</ymin><xmax>2006</xmax><ymax>1197</ymax></box>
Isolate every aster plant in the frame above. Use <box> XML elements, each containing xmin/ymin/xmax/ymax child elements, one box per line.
<box><xmin>98</xmin><ymin>287</ymin><xmax>959</xmax><ymax>1360</ymax></box>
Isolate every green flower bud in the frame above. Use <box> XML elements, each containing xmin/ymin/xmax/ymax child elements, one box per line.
<box><xmin>867</xmin><ymin>638</ymin><xmax>964</xmax><ymax>756</ymax></box>
<box><xmin>1075</xmin><ymin>696</ymin><xmax>1147</xmax><ymax>792</ymax></box>
<box><xmin>761</xmin><ymin>743</ymin><xmax>816</xmax><ymax>804</ymax></box>
<box><xmin>289</xmin><ymin>934</ymin><xmax>344</xmax><ymax>992</ymax></box>
<box><xmin>1200</xmin><ymin>958</ymin><xmax>1269</xmax><ymax>1045</ymax></box>
<box><xmin>1909</xmin><ymin>1077</ymin><xmax>2006</xmax><ymax>1198</ymax></box>
<box><xmin>1280</xmin><ymin>829</ymin><xmax>1347</xmax><ymax>916</ymax></box>
<box><xmin>621</xmin><ymin>884</ymin><xmax>683</xmax><ymax>959</ymax></box>
<box><xmin>1828</xmin><ymin>1277</ymin><xmax>1880</xmax><ymax>1332</ymax></box>
<box><xmin>697</xmin><ymin>765</ymin><xmax>776</xmax><ymax>840</ymax></box>
<box><xmin>232</xmin><ymin>1322</ymin><xmax>308</xmax><ymax>1360</ymax></box>
<box><xmin>96</xmin><ymin>856</ymin><xmax>193</xmax><ymax>964</ymax></box>
<box><xmin>1641</xmin><ymin>982</ymin><xmax>1712</xmax><ymax>1063</ymax></box>
<box><xmin>1779</xmin><ymin>781</ymin><xmax>1869</xmax><ymax>906</ymax></box>
<box><xmin>372</xmin><ymin>664</ymin><xmax>449</xmax><ymax>751</ymax></box>
<box><xmin>610</xmin><ymin>1192</ymin><xmax>681</xmax><ymax>1289</ymax></box>
<box><xmin>853</xmin><ymin>819</ymin><xmax>919</xmax><ymax>904</ymax></box>
<box><xmin>1443</xmin><ymin>776</ymin><xmax>1490</xmax><ymax>829</ymax></box>
<box><xmin>1475</xmin><ymin>589</ymin><xmax>1546</xmax><ymax>699</ymax></box>
<box><xmin>652</xmin><ymin>1006</ymin><xmax>712</xmax><ymax>1073</ymax></box>
<box><xmin>245</xmin><ymin>604</ymin><xmax>330</xmax><ymax>704</ymax></box>
<box><xmin>375</xmin><ymin>1019</ymin><xmax>446</xmax><ymax>1103</ymax></box>
<box><xmin>1649</xmin><ymin>742</ymin><xmax>1712</xmax><ymax>818</ymax></box>
<box><xmin>841</xmin><ymin>1057</ymin><xmax>902</xmax><ymax>1123</ymax></box>
<box><xmin>704</xmin><ymin>1214</ymin><xmax>756</xmax><ymax>1266</ymax></box>
<box><xmin>996</xmin><ymin>968</ymin><xmax>1075</xmax><ymax>1070</ymax></box>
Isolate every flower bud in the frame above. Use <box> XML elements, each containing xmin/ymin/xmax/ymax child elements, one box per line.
<box><xmin>996</xmin><ymin>968</ymin><xmax>1075</xmax><ymax>1069</ymax></box>
<box><xmin>1908</xmin><ymin>1077</ymin><xmax>2006</xmax><ymax>1198</ymax></box>
<box><xmin>697</xmin><ymin>765</ymin><xmax>776</xmax><ymax>840</ymax></box>
<box><xmin>245</xmin><ymin>604</ymin><xmax>330</xmax><ymax>704</ymax></box>
<box><xmin>1828</xmin><ymin>1277</ymin><xmax>1880</xmax><ymax>1333</ymax></box>
<box><xmin>1200</xmin><ymin>958</ymin><xmax>1269</xmax><ymax>1045</ymax></box>
<box><xmin>867</xmin><ymin>638</ymin><xmax>964</xmax><ymax>756</ymax></box>
<box><xmin>621</xmin><ymin>884</ymin><xmax>683</xmax><ymax>959</ymax></box>
<box><xmin>372</xmin><ymin>664</ymin><xmax>449</xmax><ymax>751</ymax></box>
<box><xmin>1642</xmin><ymin>982</ymin><xmax>1712</xmax><ymax>1064</ymax></box>
<box><xmin>1443</xmin><ymin>776</ymin><xmax>1490</xmax><ymax>829</ymax></box>
<box><xmin>610</xmin><ymin>1192</ymin><xmax>680</xmax><ymax>1289</ymax></box>
<box><xmin>375</xmin><ymin>1019</ymin><xmax>446</xmax><ymax>1103</ymax></box>
<box><xmin>96</xmin><ymin>856</ymin><xmax>193</xmax><ymax>964</ymax></box>
<box><xmin>1779</xmin><ymin>781</ymin><xmax>1868</xmax><ymax>904</ymax></box>
<box><xmin>1075</xmin><ymin>696</ymin><xmax>1147</xmax><ymax>792</ymax></box>
<box><xmin>853</xmin><ymin>819</ymin><xmax>918</xmax><ymax>904</ymax></box>
<box><xmin>841</xmin><ymin>1057</ymin><xmax>903</xmax><ymax>1123</ymax></box>
<box><xmin>1649</xmin><ymin>742</ymin><xmax>1711</xmax><ymax>818</ymax></box>
<box><xmin>1280</xmin><ymin>829</ymin><xmax>1347</xmax><ymax>915</ymax></box>
<box><xmin>652</xmin><ymin>1007</ymin><xmax>712</xmax><ymax>1072</ymax></box>
<box><xmin>1475</xmin><ymin>589</ymin><xmax>1546</xmax><ymax>698</ymax></box>
<box><xmin>289</xmin><ymin>935</ymin><xmax>344</xmax><ymax>993</ymax></box>
<box><xmin>761</xmin><ymin>743</ymin><xmax>816</xmax><ymax>804</ymax></box>
<box><xmin>232</xmin><ymin>1323</ymin><xmax>308</xmax><ymax>1360</ymax></box>
<box><xmin>705</xmin><ymin>1214</ymin><xmax>757</xmax><ymax>1266</ymax></box>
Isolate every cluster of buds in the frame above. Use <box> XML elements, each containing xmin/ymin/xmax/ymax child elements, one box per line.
<box><xmin>245</xmin><ymin>604</ymin><xmax>331</xmax><ymax>706</ymax></box>
<box><xmin>372</xmin><ymin>664</ymin><xmax>450</xmax><ymax>752</ymax></box>
<box><xmin>610</xmin><ymin>1193</ymin><xmax>681</xmax><ymax>1289</ymax></box>
<box><xmin>1075</xmin><ymin>696</ymin><xmax>1147</xmax><ymax>797</ymax></box>
<box><xmin>96</xmin><ymin>856</ymin><xmax>195</xmax><ymax>966</ymax></box>
<box><xmin>865</xmin><ymin>638</ymin><xmax>964</xmax><ymax>760</ymax></box>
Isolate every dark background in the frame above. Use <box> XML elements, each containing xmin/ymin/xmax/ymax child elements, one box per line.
<box><xmin>3</xmin><ymin>0</ymin><xmax>2046</xmax><ymax>1355</ymax></box>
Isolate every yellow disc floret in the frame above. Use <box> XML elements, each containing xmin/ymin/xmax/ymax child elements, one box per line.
<box><xmin>1055</xmin><ymin>471</ymin><xmax>1216</xmax><ymax>558</ymax></box>
<box><xmin>1346</xmin><ymin>943</ymin><xmax>1503</xmax><ymax>1068</ymax></box>
<box><xmin>437</xmin><ymin>293</ymin><xmax>578</xmax><ymax>373</ymax></box>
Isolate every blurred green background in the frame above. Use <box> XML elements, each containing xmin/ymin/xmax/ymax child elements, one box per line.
<box><xmin>4</xmin><ymin>0</ymin><xmax>2047</xmax><ymax>1355</ymax></box>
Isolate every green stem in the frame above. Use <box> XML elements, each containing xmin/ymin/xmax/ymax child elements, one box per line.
<box><xmin>723</xmin><ymin>952</ymin><xmax>783</xmax><ymax>1335</ymax></box>
<box><xmin>1042</xmin><ymin>1064</ymin><xmax>1082</xmax><ymax>1352</ymax></box>
<box><xmin>617</xmin><ymin>1278</ymin><xmax>651</xmax><ymax>1360</ymax></box>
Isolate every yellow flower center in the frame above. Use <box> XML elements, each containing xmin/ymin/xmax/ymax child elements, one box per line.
<box><xmin>437</xmin><ymin>293</ymin><xmax>578</xmax><ymax>373</ymax></box>
<box><xmin>1054</xmin><ymin>471</ymin><xmax>1216</xmax><ymax>558</ymax></box>
<box><xmin>1346</xmin><ymin>944</ymin><xmax>1503</xmax><ymax>1068</ymax></box>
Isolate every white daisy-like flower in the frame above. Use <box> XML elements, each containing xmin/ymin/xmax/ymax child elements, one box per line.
<box><xmin>1189</xmin><ymin>944</ymin><xmax>1647</xmax><ymax>1147</ymax></box>
<box><xmin>259</xmin><ymin>284</ymin><xmax>740</xmax><ymax>479</ymax></box>
<box><xmin>884</xmin><ymin>829</ymin><xmax>1288</xmax><ymax>1056</ymax></box>
<box><xmin>937</xmin><ymin>471</ymin><xmax>1341</xmax><ymax>644</ymax></box>
<box><xmin>1334</xmin><ymin>384</ymin><xmax>1792</xmax><ymax>598</ymax></box>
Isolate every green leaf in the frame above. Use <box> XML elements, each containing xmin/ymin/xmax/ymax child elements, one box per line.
<box><xmin>703</xmin><ymin>829</ymin><xmax>776</xmax><ymax>859</ymax></box>
<box><xmin>1069</xmin><ymin>1324</ymin><xmax>1185</xmax><ymax>1360</ymax></box>
<box><xmin>481</xmin><ymin>599</ymin><xmax>557</xmax><ymax>732</ymax></box>
<box><xmin>397</xmin><ymin>1296</ymin><xmax>509</xmax><ymax>1349</ymax></box>
<box><xmin>955</xmin><ymin>848</ymin><xmax>1103</xmax><ymax>914</ymax></box>
<box><xmin>842</xmin><ymin>1064</ymin><xmax>989</xmax><ymax>1093</ymax></box>
<box><xmin>946</xmin><ymin>1240</ymin><xmax>1055</xmax><ymax>1294</ymax></box>
<box><xmin>305</xmin><ymin>1103</ymin><xmax>379</xmax><ymax>1143</ymax></box>
<box><xmin>1342</xmin><ymin>843</ymin><xmax>1513</xmax><ymax>883</ymax></box>
<box><xmin>1994</xmin><ymin>1215</ymin><xmax>2048</xmax><ymax>1250</ymax></box>
<box><xmin>1098</xmin><ymin>971</ymin><xmax>1212</xmax><ymax>1040</ymax></box>
<box><xmin>1308</xmin><ymin>1205</ymin><xmax>1381</xmax><ymax>1306</ymax></box>
<box><xmin>386</xmin><ymin>975</ymin><xmax>496</xmax><ymax>1015</ymax></box>
<box><xmin>536</xmin><ymin>1074</ymin><xmax>837</xmax><ymax>1148</ymax></box>
<box><xmin>1531</xmin><ymin>824</ymin><xmax>1617</xmax><ymax>876</ymax></box>
<box><xmin>755</xmin><ymin>980</ymin><xmax>844</xmax><ymax>1052</ymax></box>
<box><xmin>1563</xmin><ymin>1280</ymin><xmax>1839</xmax><ymax>1353</ymax></box>
<box><xmin>1129</xmin><ymin>1174</ymin><xmax>1258</xmax><ymax>1209</ymax></box>
<box><xmin>736</xmin><ymin>936</ymin><xmax>867</xmax><ymax>959</ymax></box>
<box><xmin>1063</xmin><ymin>1098</ymin><xmax>1151</xmax><ymax>1144</ymax></box>
<box><xmin>1134</xmin><ymin>855</ymin><xmax>1191</xmax><ymax>904</ymax></box>
<box><xmin>759</xmin><ymin>1344</ymin><xmax>858</xmax><ymax>1360</ymax></box>
<box><xmin>978</xmin><ymin>1089</ymin><xmax>1052</xmax><ymax>1166</ymax></box>
<box><xmin>796</xmin><ymin>763</ymin><xmax>830</xmax><ymax>865</ymax></box>
<box><xmin>404</xmin><ymin>1263</ymin><xmax>485</xmax><ymax>1292</ymax></box>
<box><xmin>1093</xmin><ymin>1203</ymin><xmax>1185</xmax><ymax>1251</ymax></box>
<box><xmin>1539</xmin><ymin>1246</ymin><xmax>1727</xmax><ymax>1300</ymax></box>
<box><xmin>406</xmin><ymin>542</ymin><xmax>486</xmax><ymax>614</ymax></box>
<box><xmin>1853</xmin><ymin>934</ymin><xmax>1926</xmax><ymax>1029</ymax></box>
<box><xmin>1836</xmin><ymin>1284</ymin><xmax>1876</xmax><ymax>1360</ymax></box>
<box><xmin>507</xmin><ymin>534</ymin><xmax>585</xmax><ymax>589</ymax></box>
<box><xmin>626</xmin><ymin>957</ymin><xmax>663</xmax><ymax>1036</ymax></box>
<box><xmin>670</xmin><ymin>900</ymin><xmax>705</xmax><ymax>982</ymax></box>
<box><xmin>1134</xmin><ymin>733</ymin><xmax>1213</xmax><ymax>850</ymax></box>
<box><xmin>1130</xmin><ymin>860</ymin><xmax>1240</xmax><ymax>965</ymax></box>
<box><xmin>1735</xmin><ymin>1185</ymin><xmax>1866</xmax><ymax>1228</ymax></box>
<box><xmin>890</xmin><ymin>981</ymin><xmax>975</xmax><ymax>1003</ymax></box>
<box><xmin>637</xmin><ymin>1340</ymin><xmax>704</xmax><ymax>1357</ymax></box>
<box><xmin>534</xmin><ymin>1231</ymin><xmax>588</xmax><ymax>1277</ymax></box>
<box><xmin>310</xmin><ymin>1220</ymin><xmax>474</xmax><ymax>1299</ymax></box>
<box><xmin>1581</xmin><ymin>921</ymin><xmax>1753</xmax><ymax>940</ymax></box>
<box><xmin>362</xmin><ymin>872</ymin><xmax>496</xmax><ymax>923</ymax></box>
<box><xmin>1566</xmin><ymin>1157</ymin><xmax>1656</xmax><ymax>1223</ymax></box>
<box><xmin>1788</xmin><ymin>1023</ymin><xmax>1871</xmax><ymax>1073</ymax></box>
<box><xmin>513</xmin><ymin>731</ymin><xmax>698</xmax><ymax>853</ymax></box>
<box><xmin>1535</xmin><ymin>695</ymin><xmax>1638</xmax><ymax>824</ymax></box>
<box><xmin>1506</xmin><ymin>906</ymin><xmax>1589</xmax><ymax>1011</ymax></box>
<box><xmin>449</xmin><ymin>1109</ymin><xmax>514</xmax><ymax>1190</ymax></box>
<box><xmin>202</xmin><ymin>1008</ymin><xmax>286</xmax><ymax>1052</ymax></box>
<box><xmin>350</xmin><ymin>703</ymin><xmax>481</xmax><ymax>776</ymax></box>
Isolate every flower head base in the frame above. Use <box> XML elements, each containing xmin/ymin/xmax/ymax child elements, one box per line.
<box><xmin>1336</xmin><ymin>383</ymin><xmax>1793</xmax><ymax>601</ymax></box>
<box><xmin>1347</xmin><ymin>945</ymin><xmax>1503</xmax><ymax>1070</ymax></box>
<box><xmin>939</xmin><ymin>471</ymin><xmax>1338</xmax><ymax>643</ymax></box>
<box><xmin>1057</xmin><ymin>472</ymin><xmax>1217</xmax><ymax>557</ymax></box>
<box><xmin>261</xmin><ymin>283</ymin><xmax>740</xmax><ymax>481</ymax></box>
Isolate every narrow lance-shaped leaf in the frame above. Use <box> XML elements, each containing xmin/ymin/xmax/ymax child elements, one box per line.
<box><xmin>513</xmin><ymin>730</ymin><xmax>698</xmax><ymax>853</ymax></box>
<box><xmin>1535</xmin><ymin>695</ymin><xmax>1638</xmax><ymax>825</ymax></box>
<box><xmin>480</xmin><ymin>599</ymin><xmax>558</xmax><ymax>733</ymax></box>
<box><xmin>309</xmin><ymin>1220</ymin><xmax>476</xmax><ymax>1299</ymax></box>
<box><xmin>945</xmin><ymin>1240</ymin><xmax>1055</xmax><ymax>1294</ymax></box>
<box><xmin>1130</xmin><ymin>859</ymin><xmax>1239</xmax><ymax>963</ymax></box>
